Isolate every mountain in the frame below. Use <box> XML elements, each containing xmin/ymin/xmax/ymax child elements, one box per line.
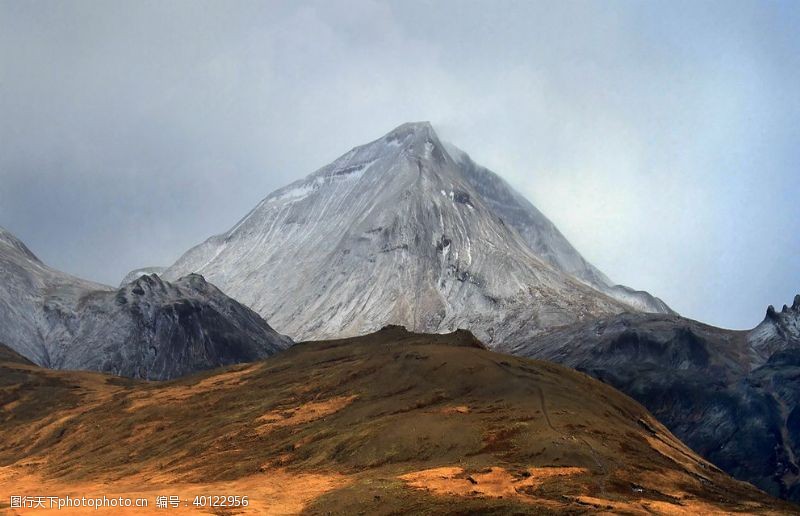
<box><xmin>163</xmin><ymin>122</ymin><xmax>670</xmax><ymax>345</ymax></box>
<box><xmin>0</xmin><ymin>327</ymin><xmax>791</xmax><ymax>514</ymax></box>
<box><xmin>501</xmin><ymin>296</ymin><xmax>800</xmax><ymax>501</ymax></box>
<box><xmin>0</xmin><ymin>226</ymin><xmax>291</xmax><ymax>379</ymax></box>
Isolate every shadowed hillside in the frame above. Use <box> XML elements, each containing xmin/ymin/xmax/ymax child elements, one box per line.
<box><xmin>502</xmin><ymin>301</ymin><xmax>800</xmax><ymax>501</ymax></box>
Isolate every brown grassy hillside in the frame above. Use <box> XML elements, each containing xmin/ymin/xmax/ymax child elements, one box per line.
<box><xmin>0</xmin><ymin>327</ymin><xmax>792</xmax><ymax>514</ymax></box>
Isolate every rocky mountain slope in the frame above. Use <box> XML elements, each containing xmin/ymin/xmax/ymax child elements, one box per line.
<box><xmin>163</xmin><ymin>122</ymin><xmax>669</xmax><ymax>345</ymax></box>
<box><xmin>0</xmin><ymin>226</ymin><xmax>290</xmax><ymax>379</ymax></box>
<box><xmin>0</xmin><ymin>327</ymin><xmax>791</xmax><ymax>514</ymax></box>
<box><xmin>502</xmin><ymin>296</ymin><xmax>800</xmax><ymax>501</ymax></box>
<box><xmin>445</xmin><ymin>142</ymin><xmax>674</xmax><ymax>315</ymax></box>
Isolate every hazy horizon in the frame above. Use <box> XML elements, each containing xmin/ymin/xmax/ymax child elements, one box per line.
<box><xmin>1</xmin><ymin>0</ymin><xmax>798</xmax><ymax>330</ymax></box>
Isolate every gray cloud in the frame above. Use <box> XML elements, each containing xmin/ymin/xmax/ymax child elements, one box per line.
<box><xmin>1</xmin><ymin>0</ymin><xmax>798</xmax><ymax>329</ymax></box>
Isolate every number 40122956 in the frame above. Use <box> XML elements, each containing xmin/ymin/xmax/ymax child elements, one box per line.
<box><xmin>193</xmin><ymin>495</ymin><xmax>249</xmax><ymax>507</ymax></box>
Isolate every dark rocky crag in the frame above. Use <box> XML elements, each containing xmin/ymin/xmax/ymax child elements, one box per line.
<box><xmin>56</xmin><ymin>273</ymin><xmax>292</xmax><ymax>380</ymax></box>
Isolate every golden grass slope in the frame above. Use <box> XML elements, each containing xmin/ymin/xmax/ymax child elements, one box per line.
<box><xmin>0</xmin><ymin>327</ymin><xmax>793</xmax><ymax>514</ymax></box>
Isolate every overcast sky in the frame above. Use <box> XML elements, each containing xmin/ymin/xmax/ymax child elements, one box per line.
<box><xmin>1</xmin><ymin>0</ymin><xmax>798</xmax><ymax>330</ymax></box>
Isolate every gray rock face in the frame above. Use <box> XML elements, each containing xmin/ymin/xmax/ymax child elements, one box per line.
<box><xmin>0</xmin><ymin>226</ymin><xmax>291</xmax><ymax>379</ymax></box>
<box><xmin>502</xmin><ymin>299</ymin><xmax>800</xmax><ymax>501</ymax></box>
<box><xmin>163</xmin><ymin>122</ymin><xmax>670</xmax><ymax>345</ymax></box>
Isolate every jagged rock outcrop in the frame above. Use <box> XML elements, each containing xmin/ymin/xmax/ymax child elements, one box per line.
<box><xmin>0</xmin><ymin>226</ymin><xmax>291</xmax><ymax>379</ymax></box>
<box><xmin>119</xmin><ymin>266</ymin><xmax>165</xmax><ymax>287</ymax></box>
<box><xmin>749</xmin><ymin>295</ymin><xmax>800</xmax><ymax>366</ymax></box>
<box><xmin>502</xmin><ymin>296</ymin><xmax>800</xmax><ymax>501</ymax></box>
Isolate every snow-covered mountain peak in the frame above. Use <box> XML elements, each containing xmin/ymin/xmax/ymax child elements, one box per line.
<box><xmin>380</xmin><ymin>121</ymin><xmax>450</xmax><ymax>165</ymax></box>
<box><xmin>163</xmin><ymin>122</ymin><xmax>673</xmax><ymax>344</ymax></box>
<box><xmin>382</xmin><ymin>120</ymin><xmax>437</xmax><ymax>143</ymax></box>
<box><xmin>249</xmin><ymin>122</ymin><xmax>457</xmax><ymax>218</ymax></box>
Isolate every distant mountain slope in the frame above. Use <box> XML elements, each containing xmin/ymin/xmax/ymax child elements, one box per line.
<box><xmin>163</xmin><ymin>122</ymin><xmax>669</xmax><ymax>345</ymax></box>
<box><xmin>0</xmin><ymin>226</ymin><xmax>290</xmax><ymax>379</ymax></box>
<box><xmin>502</xmin><ymin>296</ymin><xmax>800</xmax><ymax>501</ymax></box>
<box><xmin>0</xmin><ymin>328</ymin><xmax>790</xmax><ymax>514</ymax></box>
<box><xmin>0</xmin><ymin>226</ymin><xmax>109</xmax><ymax>365</ymax></box>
